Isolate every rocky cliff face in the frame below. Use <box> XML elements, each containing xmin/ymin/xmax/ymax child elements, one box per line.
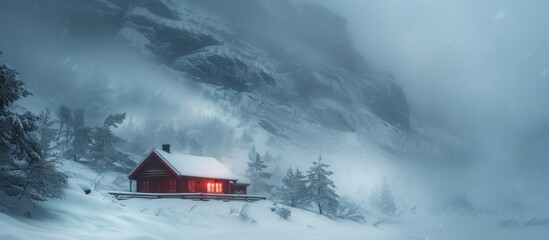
<box><xmin>2</xmin><ymin>0</ymin><xmax>411</xmax><ymax>151</ymax></box>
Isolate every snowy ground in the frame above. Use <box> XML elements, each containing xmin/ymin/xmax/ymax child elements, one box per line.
<box><xmin>0</xmin><ymin>185</ymin><xmax>400</xmax><ymax>240</ymax></box>
<box><xmin>0</xmin><ymin>161</ymin><xmax>548</xmax><ymax>240</ymax></box>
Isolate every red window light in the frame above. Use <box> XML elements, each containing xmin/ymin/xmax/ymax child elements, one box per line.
<box><xmin>206</xmin><ymin>182</ymin><xmax>222</xmax><ymax>193</ymax></box>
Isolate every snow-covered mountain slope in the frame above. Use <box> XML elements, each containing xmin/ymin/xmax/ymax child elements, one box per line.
<box><xmin>1</xmin><ymin>0</ymin><xmax>472</xmax><ymax>165</ymax></box>
<box><xmin>1</xmin><ymin>0</ymin><xmax>417</xmax><ymax>152</ymax></box>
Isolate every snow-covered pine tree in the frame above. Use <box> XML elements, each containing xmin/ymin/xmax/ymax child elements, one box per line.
<box><xmin>36</xmin><ymin>108</ymin><xmax>60</xmax><ymax>162</ymax></box>
<box><xmin>306</xmin><ymin>154</ymin><xmax>339</xmax><ymax>215</ymax></box>
<box><xmin>277</xmin><ymin>167</ymin><xmax>309</xmax><ymax>208</ymax></box>
<box><xmin>246</xmin><ymin>146</ymin><xmax>272</xmax><ymax>193</ymax></box>
<box><xmin>263</xmin><ymin>151</ymin><xmax>282</xmax><ymax>184</ymax></box>
<box><xmin>56</xmin><ymin>104</ymin><xmax>72</xmax><ymax>146</ymax></box>
<box><xmin>249</xmin><ymin>145</ymin><xmax>258</xmax><ymax>160</ymax></box>
<box><xmin>377</xmin><ymin>176</ymin><xmax>396</xmax><ymax>215</ymax></box>
<box><xmin>69</xmin><ymin>126</ymin><xmax>92</xmax><ymax>162</ymax></box>
<box><xmin>71</xmin><ymin>109</ymin><xmax>85</xmax><ymax>132</ymax></box>
<box><xmin>64</xmin><ymin>108</ymin><xmax>85</xmax><ymax>148</ymax></box>
<box><xmin>0</xmin><ymin>57</ymin><xmax>66</xmax><ymax>208</ymax></box>
<box><xmin>277</xmin><ymin>167</ymin><xmax>295</xmax><ymax>205</ymax></box>
<box><xmin>61</xmin><ymin>108</ymin><xmax>92</xmax><ymax>162</ymax></box>
<box><xmin>88</xmin><ymin>113</ymin><xmax>133</xmax><ymax>172</ymax></box>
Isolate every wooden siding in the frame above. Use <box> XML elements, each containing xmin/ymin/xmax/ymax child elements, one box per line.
<box><xmin>136</xmin><ymin>158</ymin><xmax>173</xmax><ymax>178</ymax></box>
<box><xmin>182</xmin><ymin>176</ymin><xmax>231</xmax><ymax>194</ymax></box>
<box><xmin>130</xmin><ymin>150</ymin><xmax>248</xmax><ymax>194</ymax></box>
<box><xmin>137</xmin><ymin>177</ymin><xmax>178</xmax><ymax>193</ymax></box>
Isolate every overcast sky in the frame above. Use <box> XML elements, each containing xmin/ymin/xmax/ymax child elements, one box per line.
<box><xmin>319</xmin><ymin>0</ymin><xmax>549</xmax><ymax>137</ymax></box>
<box><xmin>316</xmin><ymin>0</ymin><xmax>549</xmax><ymax>209</ymax></box>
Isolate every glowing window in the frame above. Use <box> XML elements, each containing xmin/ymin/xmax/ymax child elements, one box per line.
<box><xmin>206</xmin><ymin>182</ymin><xmax>223</xmax><ymax>193</ymax></box>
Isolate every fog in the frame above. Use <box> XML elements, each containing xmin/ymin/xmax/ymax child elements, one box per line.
<box><xmin>319</xmin><ymin>0</ymin><xmax>549</xmax><ymax>210</ymax></box>
<box><xmin>1</xmin><ymin>1</ymin><xmax>549</xmax><ymax>233</ymax></box>
<box><xmin>320</xmin><ymin>0</ymin><xmax>549</xmax><ymax>134</ymax></box>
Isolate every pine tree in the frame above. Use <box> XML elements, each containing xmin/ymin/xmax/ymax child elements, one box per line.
<box><xmin>277</xmin><ymin>167</ymin><xmax>309</xmax><ymax>208</ymax></box>
<box><xmin>37</xmin><ymin>109</ymin><xmax>58</xmax><ymax>156</ymax></box>
<box><xmin>88</xmin><ymin>113</ymin><xmax>133</xmax><ymax>172</ymax></box>
<box><xmin>246</xmin><ymin>146</ymin><xmax>272</xmax><ymax>193</ymax></box>
<box><xmin>56</xmin><ymin>104</ymin><xmax>72</xmax><ymax>146</ymax></box>
<box><xmin>0</xmin><ymin>58</ymin><xmax>66</xmax><ymax>207</ymax></box>
<box><xmin>62</xmin><ymin>108</ymin><xmax>91</xmax><ymax>162</ymax></box>
<box><xmin>306</xmin><ymin>154</ymin><xmax>339</xmax><ymax>215</ymax></box>
<box><xmin>376</xmin><ymin>176</ymin><xmax>396</xmax><ymax>215</ymax></box>
<box><xmin>248</xmin><ymin>146</ymin><xmax>258</xmax><ymax>160</ymax></box>
<box><xmin>36</xmin><ymin>108</ymin><xmax>62</xmax><ymax>163</ymax></box>
<box><xmin>71</xmin><ymin>108</ymin><xmax>85</xmax><ymax>131</ymax></box>
<box><xmin>69</xmin><ymin>126</ymin><xmax>91</xmax><ymax>161</ymax></box>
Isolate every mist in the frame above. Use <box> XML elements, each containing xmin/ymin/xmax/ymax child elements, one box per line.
<box><xmin>320</xmin><ymin>0</ymin><xmax>549</xmax><ymax>136</ymax></box>
<box><xmin>315</xmin><ymin>0</ymin><xmax>549</xmax><ymax>211</ymax></box>
<box><xmin>1</xmin><ymin>0</ymin><xmax>549</xmax><ymax>238</ymax></box>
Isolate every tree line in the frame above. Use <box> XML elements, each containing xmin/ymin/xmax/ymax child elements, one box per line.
<box><xmin>45</xmin><ymin>104</ymin><xmax>133</xmax><ymax>172</ymax></box>
<box><xmin>0</xmin><ymin>51</ymin><xmax>132</xmax><ymax>214</ymax></box>
<box><xmin>246</xmin><ymin>146</ymin><xmax>398</xmax><ymax>220</ymax></box>
<box><xmin>246</xmin><ymin>147</ymin><xmax>355</xmax><ymax>219</ymax></box>
<box><xmin>1</xmin><ymin>53</ymin><xmax>66</xmax><ymax>213</ymax></box>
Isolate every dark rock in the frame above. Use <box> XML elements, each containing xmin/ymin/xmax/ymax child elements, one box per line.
<box><xmin>8</xmin><ymin>0</ymin><xmax>412</xmax><ymax>148</ymax></box>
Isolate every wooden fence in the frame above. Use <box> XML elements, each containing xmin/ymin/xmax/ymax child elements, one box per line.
<box><xmin>108</xmin><ymin>191</ymin><xmax>266</xmax><ymax>201</ymax></box>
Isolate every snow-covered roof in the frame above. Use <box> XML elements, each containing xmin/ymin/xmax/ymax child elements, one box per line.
<box><xmin>143</xmin><ymin>149</ymin><xmax>250</xmax><ymax>184</ymax></box>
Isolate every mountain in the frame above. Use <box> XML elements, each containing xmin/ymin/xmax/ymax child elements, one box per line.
<box><xmin>0</xmin><ymin>0</ymin><xmax>449</xmax><ymax>162</ymax></box>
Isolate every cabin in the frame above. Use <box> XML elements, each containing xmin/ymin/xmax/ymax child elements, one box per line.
<box><xmin>128</xmin><ymin>145</ymin><xmax>249</xmax><ymax>194</ymax></box>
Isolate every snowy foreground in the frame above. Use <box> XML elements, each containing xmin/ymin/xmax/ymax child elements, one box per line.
<box><xmin>0</xmin><ymin>188</ymin><xmax>397</xmax><ymax>240</ymax></box>
<box><xmin>1</xmin><ymin>161</ymin><xmax>548</xmax><ymax>240</ymax></box>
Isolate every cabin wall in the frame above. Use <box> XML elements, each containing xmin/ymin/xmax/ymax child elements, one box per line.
<box><xmin>130</xmin><ymin>152</ymin><xmax>248</xmax><ymax>194</ymax></box>
<box><xmin>177</xmin><ymin>176</ymin><xmax>185</xmax><ymax>192</ymax></box>
<box><xmin>136</xmin><ymin>176</ymin><xmax>248</xmax><ymax>194</ymax></box>
<box><xmin>182</xmin><ymin>176</ymin><xmax>231</xmax><ymax>194</ymax></box>
<box><xmin>133</xmin><ymin>154</ymin><xmax>178</xmax><ymax>193</ymax></box>
<box><xmin>134</xmin><ymin>155</ymin><xmax>174</xmax><ymax>178</ymax></box>
<box><xmin>137</xmin><ymin>177</ymin><xmax>178</xmax><ymax>193</ymax></box>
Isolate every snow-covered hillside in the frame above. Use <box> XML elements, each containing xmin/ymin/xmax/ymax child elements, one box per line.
<box><xmin>0</xmin><ymin>194</ymin><xmax>393</xmax><ymax>240</ymax></box>
<box><xmin>1</xmin><ymin>160</ymin><xmax>547</xmax><ymax>240</ymax></box>
<box><xmin>0</xmin><ymin>161</ymin><xmax>397</xmax><ymax>240</ymax></box>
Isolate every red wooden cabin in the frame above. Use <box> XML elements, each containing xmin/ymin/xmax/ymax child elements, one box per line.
<box><xmin>128</xmin><ymin>145</ymin><xmax>249</xmax><ymax>194</ymax></box>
